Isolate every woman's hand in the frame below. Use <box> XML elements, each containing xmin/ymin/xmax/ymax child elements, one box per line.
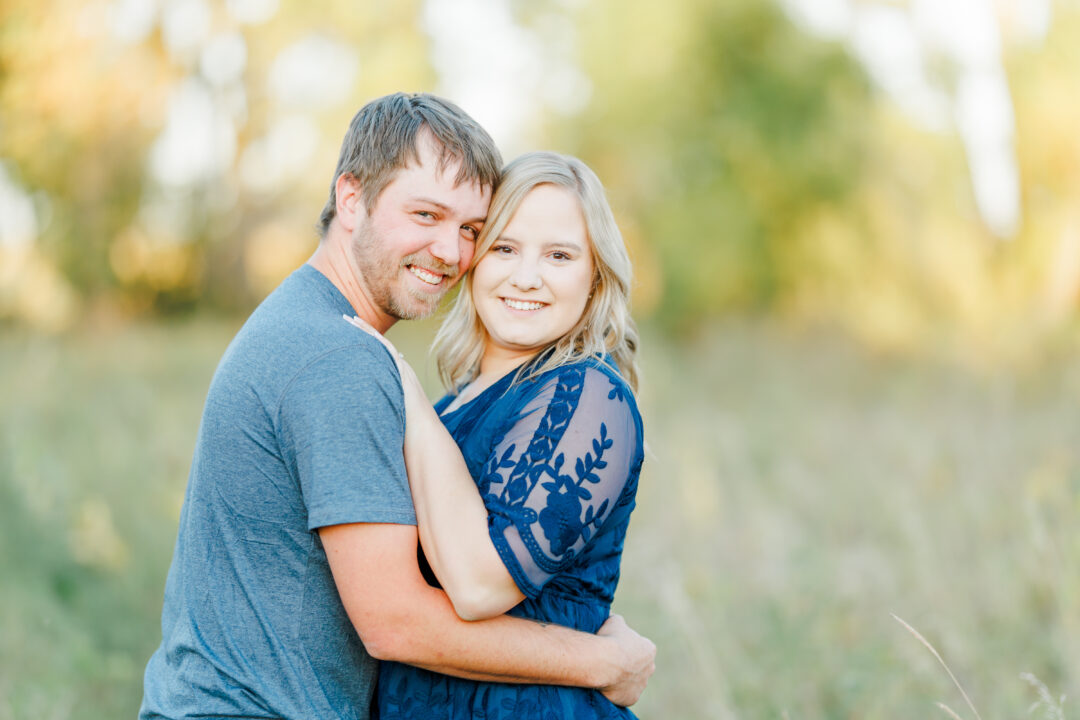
<box><xmin>343</xmin><ymin>314</ymin><xmax>424</xmax><ymax>396</ymax></box>
<box><xmin>343</xmin><ymin>314</ymin><xmax>403</xmax><ymax>367</ymax></box>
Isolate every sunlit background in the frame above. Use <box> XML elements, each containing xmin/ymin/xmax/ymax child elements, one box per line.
<box><xmin>2</xmin><ymin>0</ymin><xmax>1080</xmax><ymax>718</ymax></box>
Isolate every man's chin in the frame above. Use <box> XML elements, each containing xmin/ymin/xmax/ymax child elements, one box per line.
<box><xmin>386</xmin><ymin>294</ymin><xmax>444</xmax><ymax>321</ymax></box>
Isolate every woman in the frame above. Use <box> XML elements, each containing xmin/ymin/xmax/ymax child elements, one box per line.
<box><xmin>356</xmin><ymin>151</ymin><xmax>644</xmax><ymax>719</ymax></box>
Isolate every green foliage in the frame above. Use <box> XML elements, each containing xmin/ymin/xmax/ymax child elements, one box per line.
<box><xmin>0</xmin><ymin>0</ymin><xmax>434</xmax><ymax>317</ymax></box>
<box><xmin>0</xmin><ymin>1</ymin><xmax>156</xmax><ymax>298</ymax></box>
<box><xmin>4</xmin><ymin>0</ymin><xmax>1079</xmax><ymax>352</ymax></box>
<box><xmin>548</xmin><ymin>0</ymin><xmax>873</xmax><ymax>328</ymax></box>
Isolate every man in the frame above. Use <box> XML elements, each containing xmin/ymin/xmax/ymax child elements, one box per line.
<box><xmin>140</xmin><ymin>92</ymin><xmax>655</xmax><ymax>720</ymax></box>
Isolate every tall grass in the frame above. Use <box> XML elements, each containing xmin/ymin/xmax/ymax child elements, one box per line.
<box><xmin>618</xmin><ymin>321</ymin><xmax>1080</xmax><ymax>718</ymax></box>
<box><xmin>0</xmin><ymin>319</ymin><xmax>241</xmax><ymax>719</ymax></box>
<box><xmin>1</xmin><ymin>317</ymin><xmax>1078</xmax><ymax>718</ymax></box>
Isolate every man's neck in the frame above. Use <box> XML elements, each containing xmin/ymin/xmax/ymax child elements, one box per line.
<box><xmin>308</xmin><ymin>232</ymin><xmax>396</xmax><ymax>334</ymax></box>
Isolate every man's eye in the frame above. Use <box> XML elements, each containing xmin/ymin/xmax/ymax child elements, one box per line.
<box><xmin>462</xmin><ymin>225</ymin><xmax>479</xmax><ymax>240</ymax></box>
<box><xmin>416</xmin><ymin>211</ymin><xmax>435</xmax><ymax>220</ymax></box>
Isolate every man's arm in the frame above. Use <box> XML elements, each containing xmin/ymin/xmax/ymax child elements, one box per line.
<box><xmin>319</xmin><ymin>522</ymin><xmax>655</xmax><ymax>706</ymax></box>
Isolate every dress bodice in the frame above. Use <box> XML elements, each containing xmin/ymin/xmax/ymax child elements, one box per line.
<box><xmin>376</xmin><ymin>356</ymin><xmax>644</xmax><ymax>719</ymax></box>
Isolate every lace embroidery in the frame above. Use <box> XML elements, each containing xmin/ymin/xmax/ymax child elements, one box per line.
<box><xmin>485</xmin><ymin>366</ymin><xmax>630</xmax><ymax>572</ymax></box>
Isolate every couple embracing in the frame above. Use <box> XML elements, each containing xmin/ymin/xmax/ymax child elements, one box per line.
<box><xmin>140</xmin><ymin>92</ymin><xmax>655</xmax><ymax>720</ymax></box>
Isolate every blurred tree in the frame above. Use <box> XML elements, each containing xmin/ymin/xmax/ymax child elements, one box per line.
<box><xmin>1008</xmin><ymin>6</ymin><xmax>1080</xmax><ymax>325</ymax></box>
<box><xmin>0</xmin><ymin>0</ymin><xmax>433</xmax><ymax>321</ymax></box>
<box><xmin>0</xmin><ymin>0</ymin><xmax>169</xmax><ymax>303</ymax></box>
<box><xmin>3</xmin><ymin>0</ymin><xmax>1079</xmax><ymax>358</ymax></box>
<box><xmin>542</xmin><ymin>0</ymin><xmax>874</xmax><ymax>331</ymax></box>
<box><xmin>531</xmin><ymin>0</ymin><xmax>1080</xmax><ymax>360</ymax></box>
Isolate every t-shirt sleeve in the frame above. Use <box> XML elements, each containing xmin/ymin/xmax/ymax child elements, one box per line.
<box><xmin>278</xmin><ymin>341</ymin><xmax>416</xmax><ymax>530</ymax></box>
<box><xmin>482</xmin><ymin>365</ymin><xmax>640</xmax><ymax>597</ymax></box>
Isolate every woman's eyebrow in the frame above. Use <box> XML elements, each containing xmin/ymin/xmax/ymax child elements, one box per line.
<box><xmin>494</xmin><ymin>236</ymin><xmax>584</xmax><ymax>251</ymax></box>
<box><xmin>545</xmin><ymin>240</ymin><xmax>585</xmax><ymax>251</ymax></box>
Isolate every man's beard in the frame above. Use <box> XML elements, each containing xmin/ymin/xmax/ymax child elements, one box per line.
<box><xmin>351</xmin><ymin>218</ymin><xmax>459</xmax><ymax>321</ymax></box>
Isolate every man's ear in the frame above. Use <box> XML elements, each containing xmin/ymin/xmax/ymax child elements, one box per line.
<box><xmin>335</xmin><ymin>173</ymin><xmax>365</xmax><ymax>233</ymax></box>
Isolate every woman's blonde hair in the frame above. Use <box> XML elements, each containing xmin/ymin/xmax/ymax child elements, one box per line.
<box><xmin>433</xmin><ymin>151</ymin><xmax>639</xmax><ymax>392</ymax></box>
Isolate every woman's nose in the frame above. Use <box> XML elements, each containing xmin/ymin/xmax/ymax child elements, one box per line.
<box><xmin>509</xmin><ymin>260</ymin><xmax>542</xmax><ymax>291</ymax></box>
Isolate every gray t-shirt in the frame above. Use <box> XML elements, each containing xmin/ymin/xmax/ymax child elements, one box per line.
<box><xmin>140</xmin><ymin>265</ymin><xmax>415</xmax><ymax>720</ymax></box>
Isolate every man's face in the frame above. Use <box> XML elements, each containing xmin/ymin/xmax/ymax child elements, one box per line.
<box><xmin>350</xmin><ymin>137</ymin><xmax>492</xmax><ymax>322</ymax></box>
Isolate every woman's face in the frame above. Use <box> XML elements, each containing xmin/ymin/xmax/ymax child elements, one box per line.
<box><xmin>472</xmin><ymin>183</ymin><xmax>595</xmax><ymax>365</ymax></box>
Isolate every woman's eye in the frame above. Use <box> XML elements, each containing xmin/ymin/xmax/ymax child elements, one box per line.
<box><xmin>551</xmin><ymin>251</ymin><xmax>570</xmax><ymax>261</ymax></box>
<box><xmin>492</xmin><ymin>244</ymin><xmax>513</xmax><ymax>254</ymax></box>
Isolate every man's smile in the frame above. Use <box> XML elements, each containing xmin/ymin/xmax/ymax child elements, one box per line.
<box><xmin>407</xmin><ymin>265</ymin><xmax>444</xmax><ymax>285</ymax></box>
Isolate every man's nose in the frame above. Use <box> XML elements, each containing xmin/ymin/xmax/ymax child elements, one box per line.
<box><xmin>428</xmin><ymin>227</ymin><xmax>462</xmax><ymax>269</ymax></box>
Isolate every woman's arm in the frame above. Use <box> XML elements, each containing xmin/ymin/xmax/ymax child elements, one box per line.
<box><xmin>396</xmin><ymin>360</ymin><xmax>527</xmax><ymax>620</ymax></box>
<box><xmin>342</xmin><ymin>315</ymin><xmax>523</xmax><ymax>619</ymax></box>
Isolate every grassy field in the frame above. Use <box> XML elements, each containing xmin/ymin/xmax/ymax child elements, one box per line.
<box><xmin>1</xmin><ymin>317</ymin><xmax>1078</xmax><ymax>719</ymax></box>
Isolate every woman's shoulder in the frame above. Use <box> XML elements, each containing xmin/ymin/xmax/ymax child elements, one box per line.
<box><xmin>524</xmin><ymin>355</ymin><xmax>638</xmax><ymax>414</ymax></box>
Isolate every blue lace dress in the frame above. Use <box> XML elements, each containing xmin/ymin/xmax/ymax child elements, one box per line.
<box><xmin>375</xmin><ymin>355</ymin><xmax>644</xmax><ymax>719</ymax></box>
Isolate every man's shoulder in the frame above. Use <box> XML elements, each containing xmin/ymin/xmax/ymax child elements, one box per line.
<box><xmin>215</xmin><ymin>271</ymin><xmax>397</xmax><ymax>402</ymax></box>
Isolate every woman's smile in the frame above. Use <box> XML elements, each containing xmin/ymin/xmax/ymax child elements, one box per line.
<box><xmin>500</xmin><ymin>297</ymin><xmax>548</xmax><ymax>311</ymax></box>
<box><xmin>471</xmin><ymin>183</ymin><xmax>595</xmax><ymax>374</ymax></box>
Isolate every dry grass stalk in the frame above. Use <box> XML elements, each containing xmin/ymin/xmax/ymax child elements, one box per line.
<box><xmin>1021</xmin><ymin>672</ymin><xmax>1067</xmax><ymax>720</ymax></box>
<box><xmin>891</xmin><ymin>613</ymin><xmax>983</xmax><ymax>720</ymax></box>
<box><xmin>936</xmin><ymin>701</ymin><xmax>966</xmax><ymax>720</ymax></box>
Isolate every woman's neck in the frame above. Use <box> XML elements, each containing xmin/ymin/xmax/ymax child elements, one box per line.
<box><xmin>477</xmin><ymin>344</ymin><xmax>537</xmax><ymax>384</ymax></box>
<box><xmin>450</xmin><ymin>346</ymin><xmax>536</xmax><ymax>404</ymax></box>
<box><xmin>444</xmin><ymin>345</ymin><xmax>543</xmax><ymax>413</ymax></box>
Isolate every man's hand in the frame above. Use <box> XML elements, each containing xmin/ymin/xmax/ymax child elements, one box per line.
<box><xmin>596</xmin><ymin>614</ymin><xmax>656</xmax><ymax>707</ymax></box>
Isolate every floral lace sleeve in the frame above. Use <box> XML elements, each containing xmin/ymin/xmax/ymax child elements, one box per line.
<box><xmin>480</xmin><ymin>364</ymin><xmax>640</xmax><ymax>598</ymax></box>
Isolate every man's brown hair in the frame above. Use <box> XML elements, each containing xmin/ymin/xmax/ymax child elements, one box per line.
<box><xmin>317</xmin><ymin>92</ymin><xmax>502</xmax><ymax>236</ymax></box>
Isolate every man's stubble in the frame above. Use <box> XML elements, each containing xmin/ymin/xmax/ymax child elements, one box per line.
<box><xmin>350</xmin><ymin>217</ymin><xmax>459</xmax><ymax>321</ymax></box>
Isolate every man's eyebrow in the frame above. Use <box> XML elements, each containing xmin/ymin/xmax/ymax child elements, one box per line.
<box><xmin>410</xmin><ymin>197</ymin><xmax>486</xmax><ymax>224</ymax></box>
<box><xmin>411</xmin><ymin>196</ymin><xmax>451</xmax><ymax>211</ymax></box>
